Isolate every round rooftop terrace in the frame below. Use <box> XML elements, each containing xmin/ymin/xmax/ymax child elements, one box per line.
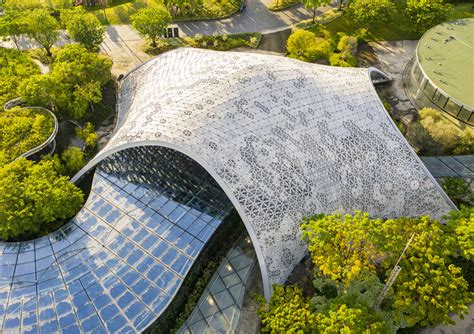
<box><xmin>412</xmin><ymin>18</ymin><xmax>474</xmax><ymax>124</ymax></box>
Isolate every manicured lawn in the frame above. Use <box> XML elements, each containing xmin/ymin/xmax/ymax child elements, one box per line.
<box><xmin>268</xmin><ymin>0</ymin><xmax>300</xmax><ymax>11</ymax></box>
<box><xmin>89</xmin><ymin>0</ymin><xmax>240</xmax><ymax>25</ymax></box>
<box><xmin>311</xmin><ymin>2</ymin><xmax>474</xmax><ymax>42</ymax></box>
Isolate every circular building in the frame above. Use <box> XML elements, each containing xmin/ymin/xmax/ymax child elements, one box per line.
<box><xmin>407</xmin><ymin>18</ymin><xmax>474</xmax><ymax>125</ymax></box>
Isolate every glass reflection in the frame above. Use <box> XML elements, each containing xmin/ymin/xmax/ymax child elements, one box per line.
<box><xmin>0</xmin><ymin>146</ymin><xmax>232</xmax><ymax>333</ymax></box>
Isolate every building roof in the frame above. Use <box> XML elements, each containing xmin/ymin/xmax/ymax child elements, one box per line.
<box><xmin>78</xmin><ymin>48</ymin><xmax>454</xmax><ymax>298</ymax></box>
<box><xmin>0</xmin><ymin>48</ymin><xmax>455</xmax><ymax>333</ymax></box>
<box><xmin>417</xmin><ymin>18</ymin><xmax>474</xmax><ymax>108</ymax></box>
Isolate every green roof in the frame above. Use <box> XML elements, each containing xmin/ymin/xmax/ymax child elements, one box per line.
<box><xmin>417</xmin><ymin>18</ymin><xmax>474</xmax><ymax>109</ymax></box>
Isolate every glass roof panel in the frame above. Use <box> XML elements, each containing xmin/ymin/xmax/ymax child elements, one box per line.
<box><xmin>0</xmin><ymin>146</ymin><xmax>232</xmax><ymax>332</ymax></box>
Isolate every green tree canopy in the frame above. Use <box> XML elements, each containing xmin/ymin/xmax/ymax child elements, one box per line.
<box><xmin>302</xmin><ymin>0</ymin><xmax>331</xmax><ymax>23</ymax></box>
<box><xmin>444</xmin><ymin>206</ymin><xmax>474</xmax><ymax>262</ymax></box>
<box><xmin>0</xmin><ymin>47</ymin><xmax>40</xmax><ymax>107</ymax></box>
<box><xmin>348</xmin><ymin>0</ymin><xmax>396</xmax><ymax>28</ymax></box>
<box><xmin>19</xmin><ymin>45</ymin><xmax>112</xmax><ymax>119</ymax></box>
<box><xmin>441</xmin><ymin>178</ymin><xmax>474</xmax><ymax>207</ymax></box>
<box><xmin>257</xmin><ymin>285</ymin><xmax>316</xmax><ymax>333</ymax></box>
<box><xmin>302</xmin><ymin>212</ymin><xmax>384</xmax><ymax>284</ymax></box>
<box><xmin>315</xmin><ymin>303</ymin><xmax>390</xmax><ymax>333</ymax></box>
<box><xmin>301</xmin><ymin>212</ymin><xmax>473</xmax><ymax>327</ymax></box>
<box><xmin>60</xmin><ymin>146</ymin><xmax>86</xmax><ymax>176</ymax></box>
<box><xmin>406</xmin><ymin>0</ymin><xmax>453</xmax><ymax>34</ymax></box>
<box><xmin>61</xmin><ymin>8</ymin><xmax>105</xmax><ymax>52</ymax></box>
<box><xmin>0</xmin><ymin>158</ymin><xmax>83</xmax><ymax>240</ymax></box>
<box><xmin>286</xmin><ymin>29</ymin><xmax>332</xmax><ymax>62</ymax></box>
<box><xmin>0</xmin><ymin>107</ymin><xmax>55</xmax><ymax>167</ymax></box>
<box><xmin>131</xmin><ymin>5</ymin><xmax>172</xmax><ymax>47</ymax></box>
<box><xmin>24</xmin><ymin>9</ymin><xmax>60</xmax><ymax>56</ymax></box>
<box><xmin>0</xmin><ymin>10</ymin><xmax>28</xmax><ymax>49</ymax></box>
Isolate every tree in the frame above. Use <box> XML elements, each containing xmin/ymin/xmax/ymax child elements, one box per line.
<box><xmin>380</xmin><ymin>216</ymin><xmax>471</xmax><ymax>326</ymax></box>
<box><xmin>302</xmin><ymin>0</ymin><xmax>331</xmax><ymax>23</ymax></box>
<box><xmin>406</xmin><ymin>0</ymin><xmax>453</xmax><ymax>34</ymax></box>
<box><xmin>441</xmin><ymin>178</ymin><xmax>474</xmax><ymax>207</ymax></box>
<box><xmin>444</xmin><ymin>206</ymin><xmax>474</xmax><ymax>261</ymax></box>
<box><xmin>348</xmin><ymin>0</ymin><xmax>395</xmax><ymax>28</ymax></box>
<box><xmin>76</xmin><ymin>122</ymin><xmax>98</xmax><ymax>152</ymax></box>
<box><xmin>301</xmin><ymin>212</ymin><xmax>473</xmax><ymax>327</ymax></box>
<box><xmin>0</xmin><ymin>10</ymin><xmax>27</xmax><ymax>50</ymax></box>
<box><xmin>287</xmin><ymin>29</ymin><xmax>333</xmax><ymax>62</ymax></box>
<box><xmin>256</xmin><ymin>285</ymin><xmax>316</xmax><ymax>333</ymax></box>
<box><xmin>24</xmin><ymin>9</ymin><xmax>60</xmax><ymax>56</ymax></box>
<box><xmin>131</xmin><ymin>6</ymin><xmax>171</xmax><ymax>47</ymax></box>
<box><xmin>61</xmin><ymin>146</ymin><xmax>86</xmax><ymax>175</ymax></box>
<box><xmin>0</xmin><ymin>107</ymin><xmax>55</xmax><ymax>167</ymax></box>
<box><xmin>315</xmin><ymin>303</ymin><xmax>390</xmax><ymax>333</ymax></box>
<box><xmin>0</xmin><ymin>47</ymin><xmax>40</xmax><ymax>107</ymax></box>
<box><xmin>19</xmin><ymin>45</ymin><xmax>112</xmax><ymax>119</ymax></box>
<box><xmin>61</xmin><ymin>9</ymin><xmax>105</xmax><ymax>51</ymax></box>
<box><xmin>0</xmin><ymin>158</ymin><xmax>83</xmax><ymax>240</ymax></box>
<box><xmin>301</xmin><ymin>212</ymin><xmax>384</xmax><ymax>284</ymax></box>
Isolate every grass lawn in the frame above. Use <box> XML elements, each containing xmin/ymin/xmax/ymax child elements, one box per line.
<box><xmin>310</xmin><ymin>2</ymin><xmax>474</xmax><ymax>42</ymax></box>
<box><xmin>268</xmin><ymin>0</ymin><xmax>300</xmax><ymax>11</ymax></box>
<box><xmin>89</xmin><ymin>0</ymin><xmax>240</xmax><ymax>25</ymax></box>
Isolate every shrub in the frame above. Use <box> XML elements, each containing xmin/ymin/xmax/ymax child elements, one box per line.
<box><xmin>19</xmin><ymin>44</ymin><xmax>112</xmax><ymax>119</ymax></box>
<box><xmin>257</xmin><ymin>285</ymin><xmax>316</xmax><ymax>333</ymax></box>
<box><xmin>0</xmin><ymin>47</ymin><xmax>40</xmax><ymax>108</ymax></box>
<box><xmin>61</xmin><ymin>146</ymin><xmax>86</xmax><ymax>176</ymax></box>
<box><xmin>287</xmin><ymin>29</ymin><xmax>333</xmax><ymax>62</ymax></box>
<box><xmin>415</xmin><ymin>108</ymin><xmax>474</xmax><ymax>155</ymax></box>
<box><xmin>444</xmin><ymin>206</ymin><xmax>474</xmax><ymax>262</ymax></box>
<box><xmin>441</xmin><ymin>177</ymin><xmax>474</xmax><ymax>207</ymax></box>
<box><xmin>76</xmin><ymin>122</ymin><xmax>98</xmax><ymax>152</ymax></box>
<box><xmin>0</xmin><ymin>158</ymin><xmax>83</xmax><ymax>240</ymax></box>
<box><xmin>0</xmin><ymin>107</ymin><xmax>55</xmax><ymax>167</ymax></box>
<box><xmin>302</xmin><ymin>212</ymin><xmax>473</xmax><ymax>327</ymax></box>
<box><xmin>329</xmin><ymin>51</ymin><xmax>357</xmax><ymax>67</ymax></box>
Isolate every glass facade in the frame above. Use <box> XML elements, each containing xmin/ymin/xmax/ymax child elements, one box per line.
<box><xmin>410</xmin><ymin>61</ymin><xmax>473</xmax><ymax>125</ymax></box>
<box><xmin>0</xmin><ymin>146</ymin><xmax>232</xmax><ymax>333</ymax></box>
<box><xmin>178</xmin><ymin>236</ymin><xmax>256</xmax><ymax>334</ymax></box>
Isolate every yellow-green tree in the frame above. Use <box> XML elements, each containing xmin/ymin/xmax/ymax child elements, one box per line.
<box><xmin>286</xmin><ymin>29</ymin><xmax>332</xmax><ymax>63</ymax></box>
<box><xmin>61</xmin><ymin>8</ymin><xmax>105</xmax><ymax>52</ymax></box>
<box><xmin>315</xmin><ymin>303</ymin><xmax>389</xmax><ymax>334</ymax></box>
<box><xmin>301</xmin><ymin>212</ymin><xmax>384</xmax><ymax>284</ymax></box>
<box><xmin>24</xmin><ymin>9</ymin><xmax>60</xmax><ymax>57</ymax></box>
<box><xmin>257</xmin><ymin>285</ymin><xmax>316</xmax><ymax>333</ymax></box>
<box><xmin>19</xmin><ymin>44</ymin><xmax>112</xmax><ymax>119</ymax></box>
<box><xmin>302</xmin><ymin>0</ymin><xmax>331</xmax><ymax>23</ymax></box>
<box><xmin>406</xmin><ymin>0</ymin><xmax>453</xmax><ymax>34</ymax></box>
<box><xmin>348</xmin><ymin>0</ymin><xmax>395</xmax><ymax>29</ymax></box>
<box><xmin>0</xmin><ymin>158</ymin><xmax>83</xmax><ymax>240</ymax></box>
<box><xmin>301</xmin><ymin>212</ymin><xmax>473</xmax><ymax>327</ymax></box>
<box><xmin>131</xmin><ymin>6</ymin><xmax>171</xmax><ymax>47</ymax></box>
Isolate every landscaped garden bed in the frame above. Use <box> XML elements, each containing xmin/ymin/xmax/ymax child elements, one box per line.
<box><xmin>268</xmin><ymin>0</ymin><xmax>300</xmax><ymax>11</ymax></box>
<box><xmin>144</xmin><ymin>32</ymin><xmax>261</xmax><ymax>55</ymax></box>
<box><xmin>89</xmin><ymin>0</ymin><xmax>241</xmax><ymax>25</ymax></box>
